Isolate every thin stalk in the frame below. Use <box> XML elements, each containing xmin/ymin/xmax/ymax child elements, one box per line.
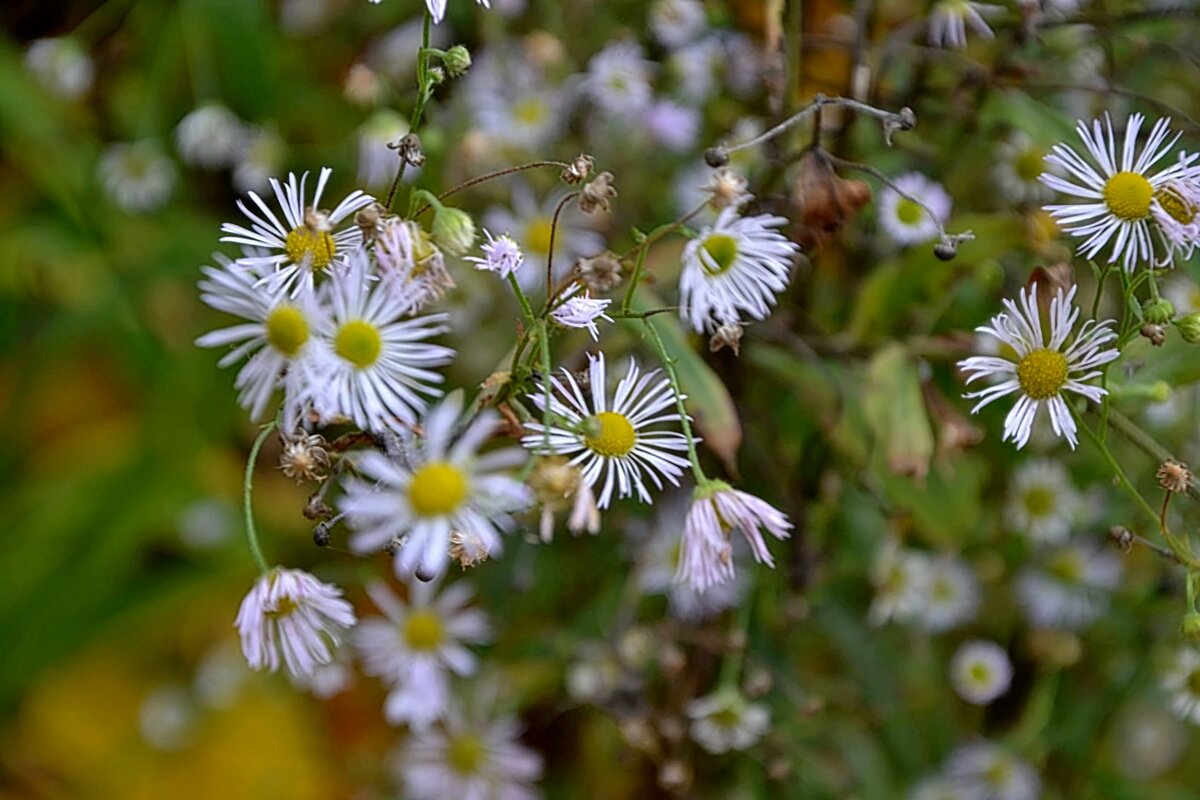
<box><xmin>243</xmin><ymin>421</ymin><xmax>279</xmax><ymax>574</ymax></box>
<box><xmin>643</xmin><ymin>318</ymin><xmax>707</xmax><ymax>484</ymax></box>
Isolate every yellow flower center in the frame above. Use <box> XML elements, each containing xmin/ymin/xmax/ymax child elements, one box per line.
<box><xmin>403</xmin><ymin>609</ymin><xmax>444</xmax><ymax>650</ymax></box>
<box><xmin>968</xmin><ymin>662</ymin><xmax>991</xmax><ymax>684</ymax></box>
<box><xmin>446</xmin><ymin>734</ymin><xmax>486</xmax><ymax>775</ymax></box>
<box><xmin>525</xmin><ymin>217</ymin><xmax>553</xmax><ymax>256</ymax></box>
<box><xmin>1015</xmin><ymin>147</ymin><xmax>1047</xmax><ymax>182</ymax></box>
<box><xmin>1156</xmin><ymin>186</ymin><xmax>1197</xmax><ymax>225</ymax></box>
<box><xmin>265</xmin><ymin>305</ymin><xmax>310</xmax><ymax>357</ymax></box>
<box><xmin>701</xmin><ymin>233</ymin><xmax>739</xmax><ymax>275</ymax></box>
<box><xmin>1188</xmin><ymin>669</ymin><xmax>1200</xmax><ymax>695</ymax></box>
<box><xmin>1016</xmin><ymin>348</ymin><xmax>1069</xmax><ymax>400</ymax></box>
<box><xmin>1022</xmin><ymin>486</ymin><xmax>1055</xmax><ymax>518</ymax></box>
<box><xmin>514</xmin><ymin>97</ymin><xmax>548</xmax><ymax>126</ymax></box>
<box><xmin>408</xmin><ymin>461</ymin><xmax>469</xmax><ymax>517</ymax></box>
<box><xmin>711</xmin><ymin>706</ymin><xmax>742</xmax><ymax>729</ymax></box>
<box><xmin>895</xmin><ymin>198</ymin><xmax>924</xmax><ymax>225</ymax></box>
<box><xmin>335</xmin><ymin>320</ymin><xmax>382</xmax><ymax>369</ymax></box>
<box><xmin>983</xmin><ymin>760</ymin><xmax>1012</xmax><ymax>787</ymax></box>
<box><xmin>285</xmin><ymin>226</ymin><xmax>337</xmax><ymax>270</ymax></box>
<box><xmin>1049</xmin><ymin>551</ymin><xmax>1083</xmax><ymax>584</ymax></box>
<box><xmin>931</xmin><ymin>576</ymin><xmax>954</xmax><ymax>602</ymax></box>
<box><xmin>1102</xmin><ymin>171</ymin><xmax>1153</xmax><ymax>220</ymax></box>
<box><xmin>265</xmin><ymin>596</ymin><xmax>298</xmax><ymax>619</ymax></box>
<box><xmin>584</xmin><ymin>411</ymin><xmax>636</xmax><ymax>457</ymax></box>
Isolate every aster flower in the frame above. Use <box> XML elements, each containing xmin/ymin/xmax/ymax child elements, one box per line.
<box><xmin>686</xmin><ymin>688</ymin><xmax>771</xmax><ymax>754</ymax></box>
<box><xmin>318</xmin><ymin>248</ymin><xmax>455</xmax><ymax>434</ymax></box>
<box><xmin>340</xmin><ymin>393</ymin><xmax>532</xmax><ymax>580</ymax></box>
<box><xmin>394</xmin><ymin>706</ymin><xmax>542</xmax><ymax>800</ymax></box>
<box><xmin>484</xmin><ymin>183</ymin><xmax>604</xmax><ymax>293</ymax></box>
<box><xmin>549</xmin><ymin>287</ymin><xmax>612</xmax><ymax>341</ymax></box>
<box><xmin>949</xmin><ymin>640</ymin><xmax>1013</xmax><ymax>706</ymax></box>
<box><xmin>98</xmin><ymin>140</ymin><xmax>177</xmax><ymax>213</ymax></box>
<box><xmin>354</xmin><ymin>578</ymin><xmax>490</xmax><ymax>729</ymax></box>
<box><xmin>944</xmin><ymin>741</ymin><xmax>1040</xmax><ymax>800</ymax></box>
<box><xmin>993</xmin><ymin>131</ymin><xmax>1055</xmax><ymax>205</ymax></box>
<box><xmin>582</xmin><ymin>39</ymin><xmax>655</xmax><ymax>119</ymax></box>
<box><xmin>676</xmin><ymin>482</ymin><xmax>791</xmax><ymax>592</ymax></box>
<box><xmin>1041</xmin><ymin>113</ymin><xmax>1195</xmax><ymax>271</ymax></box>
<box><xmin>649</xmin><ymin>0</ymin><xmax>709</xmax><ymax>49</ymax></box>
<box><xmin>25</xmin><ymin>37</ymin><xmax>94</xmax><ymax>99</ymax></box>
<box><xmin>465</xmin><ymin>228</ymin><xmax>524</xmax><ymax>280</ymax></box>
<box><xmin>877</xmin><ymin>172</ymin><xmax>952</xmax><ymax>245</ymax></box>
<box><xmin>917</xmin><ymin>555</ymin><xmax>980</xmax><ymax>633</ymax></box>
<box><xmin>234</xmin><ymin>567</ymin><xmax>357</xmax><ymax>679</ymax></box>
<box><xmin>1005</xmin><ymin>459</ymin><xmax>1081</xmax><ymax>543</ymax></box>
<box><xmin>195</xmin><ymin>255</ymin><xmax>331</xmax><ymax>424</ymax></box>
<box><xmin>220</xmin><ymin>167</ymin><xmax>374</xmax><ymax>297</ymax></box>
<box><xmin>1162</xmin><ymin>647</ymin><xmax>1200</xmax><ymax>725</ymax></box>
<box><xmin>868</xmin><ymin>539</ymin><xmax>931</xmax><ymax>626</ymax></box>
<box><xmin>928</xmin><ymin>1</ymin><xmax>1004</xmax><ymax>49</ymax></box>
<box><xmin>375</xmin><ymin>218</ymin><xmax>455</xmax><ymax>311</ymax></box>
<box><xmin>175</xmin><ymin>103</ymin><xmax>247</xmax><ymax>169</ymax></box>
<box><xmin>1015</xmin><ymin>539</ymin><xmax>1122</xmax><ymax>630</ymax></box>
<box><xmin>1150</xmin><ymin>155</ymin><xmax>1200</xmax><ymax>265</ymax></box>
<box><xmin>958</xmin><ymin>283</ymin><xmax>1119</xmax><ymax>449</ymax></box>
<box><xmin>521</xmin><ymin>352</ymin><xmax>693</xmax><ymax>509</ymax></box>
<box><xmin>464</xmin><ymin>46</ymin><xmax>567</xmax><ymax>153</ymax></box>
<box><xmin>680</xmin><ymin>206</ymin><xmax>799</xmax><ymax>333</ymax></box>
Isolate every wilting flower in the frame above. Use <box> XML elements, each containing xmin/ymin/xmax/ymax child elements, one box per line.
<box><xmin>465</xmin><ymin>229</ymin><xmax>525</xmax><ymax>280</ymax></box>
<box><xmin>676</xmin><ymin>482</ymin><xmax>791</xmax><ymax>592</ymax></box>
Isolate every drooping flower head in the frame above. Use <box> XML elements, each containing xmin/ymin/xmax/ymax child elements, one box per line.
<box><xmin>959</xmin><ymin>283</ymin><xmax>1119</xmax><ymax>449</ymax></box>
<box><xmin>676</xmin><ymin>482</ymin><xmax>791</xmax><ymax>592</ymax></box>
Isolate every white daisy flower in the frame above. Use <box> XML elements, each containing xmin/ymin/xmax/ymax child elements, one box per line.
<box><xmin>1162</xmin><ymin>647</ymin><xmax>1200</xmax><ymax>725</ymax></box>
<box><xmin>340</xmin><ymin>394</ymin><xmax>532</xmax><ymax>580</ymax></box>
<box><xmin>98</xmin><ymin>140</ymin><xmax>177</xmax><ymax>213</ymax></box>
<box><xmin>549</xmin><ymin>287</ymin><xmax>612</xmax><ymax>341</ymax></box>
<box><xmin>175</xmin><ymin>103</ymin><xmax>247</xmax><ymax>169</ymax></box>
<box><xmin>220</xmin><ymin>167</ymin><xmax>374</xmax><ymax>297</ymax></box>
<box><xmin>582</xmin><ymin>39</ymin><xmax>655</xmax><ymax>120</ymax></box>
<box><xmin>1015</xmin><ymin>539</ymin><xmax>1122</xmax><ymax>630</ymax></box>
<box><xmin>484</xmin><ymin>183</ymin><xmax>604</xmax><ymax>293</ymax></box>
<box><xmin>521</xmin><ymin>352</ymin><xmax>694</xmax><ymax>509</ymax></box>
<box><xmin>928</xmin><ymin>1</ymin><xmax>1004</xmax><ymax>49</ymax></box>
<box><xmin>649</xmin><ymin>0</ymin><xmax>709</xmax><ymax>49</ymax></box>
<box><xmin>680</xmin><ymin>206</ymin><xmax>798</xmax><ymax>333</ymax></box>
<box><xmin>1041</xmin><ymin>113</ymin><xmax>1195</xmax><ymax>271</ymax></box>
<box><xmin>677</xmin><ymin>483</ymin><xmax>792</xmax><ymax>592</ymax></box>
<box><xmin>1112</xmin><ymin>704</ymin><xmax>1187</xmax><ymax>780</ymax></box>
<box><xmin>25</xmin><ymin>37</ymin><xmax>94</xmax><ymax>99</ymax></box>
<box><xmin>394</xmin><ymin>706</ymin><xmax>543</xmax><ymax>800</ymax></box>
<box><xmin>667</xmin><ymin>35</ymin><xmax>724</xmax><ymax>103</ymax></box>
<box><xmin>355</xmin><ymin>578</ymin><xmax>490</xmax><ymax>729</ymax></box>
<box><xmin>877</xmin><ymin>172</ymin><xmax>952</xmax><ymax>245</ymax></box>
<box><xmin>234</xmin><ymin>567</ymin><xmax>357</xmax><ymax>679</ymax></box>
<box><xmin>465</xmin><ymin>47</ymin><xmax>568</xmax><ymax>153</ymax></box>
<box><xmin>643</xmin><ymin>100</ymin><xmax>702</xmax><ymax>154</ymax></box>
<box><xmin>411</xmin><ymin>0</ymin><xmax>492</xmax><ymax>24</ymax></box>
<box><xmin>945</xmin><ymin>742</ymin><xmax>1040</xmax><ymax>800</ymax></box>
<box><xmin>958</xmin><ymin>283</ymin><xmax>1119</xmax><ymax>449</ymax></box>
<box><xmin>232</xmin><ymin>125</ymin><xmax>286</xmax><ymax>194</ymax></box>
<box><xmin>686</xmin><ymin>688</ymin><xmax>771</xmax><ymax>754</ymax></box>
<box><xmin>993</xmin><ymin>131</ymin><xmax>1055</xmax><ymax>205</ymax></box>
<box><xmin>950</xmin><ymin>640</ymin><xmax>1013</xmax><ymax>706</ymax></box>
<box><xmin>465</xmin><ymin>229</ymin><xmax>524</xmax><ymax>280</ymax></box>
<box><xmin>357</xmin><ymin>109</ymin><xmax>410</xmax><ymax>190</ymax></box>
<box><xmin>918</xmin><ymin>556</ymin><xmax>980</xmax><ymax>633</ymax></box>
<box><xmin>195</xmin><ymin>255</ymin><xmax>331</xmax><ymax>424</ymax></box>
<box><xmin>868</xmin><ymin>539</ymin><xmax>931</xmax><ymax>626</ymax></box>
<box><xmin>318</xmin><ymin>248</ymin><xmax>455</xmax><ymax>434</ymax></box>
<box><xmin>1005</xmin><ymin>459</ymin><xmax>1082</xmax><ymax>543</ymax></box>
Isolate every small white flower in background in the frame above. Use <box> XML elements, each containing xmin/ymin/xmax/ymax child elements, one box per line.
<box><xmin>643</xmin><ymin>100</ymin><xmax>702</xmax><ymax>154</ymax></box>
<box><xmin>1005</xmin><ymin>459</ymin><xmax>1081</xmax><ymax>543</ymax></box>
<box><xmin>195</xmin><ymin>254</ymin><xmax>332</xmax><ymax>424</ymax></box>
<box><xmin>917</xmin><ymin>556</ymin><xmax>980</xmax><ymax>633</ymax></box>
<box><xmin>649</xmin><ymin>0</ymin><xmax>709</xmax><ymax>49</ymax></box>
<box><xmin>234</xmin><ymin>567</ymin><xmax>357</xmax><ymax>679</ymax></box>
<box><xmin>677</xmin><ymin>482</ymin><xmax>791</xmax><ymax>592</ymax></box>
<box><xmin>686</xmin><ymin>688</ymin><xmax>771</xmax><ymax>754</ymax></box>
<box><xmin>25</xmin><ymin>37</ymin><xmax>94</xmax><ymax>99</ymax></box>
<box><xmin>394</xmin><ymin>706</ymin><xmax>543</xmax><ymax>800</ymax></box>
<box><xmin>928</xmin><ymin>1</ymin><xmax>1004</xmax><ymax>49</ymax></box>
<box><xmin>220</xmin><ymin>167</ymin><xmax>373</xmax><ymax>297</ymax></box>
<box><xmin>1015</xmin><ymin>538</ymin><xmax>1122</xmax><ymax>630</ymax></box>
<box><xmin>484</xmin><ymin>183</ymin><xmax>604</xmax><ymax>293</ymax></box>
<box><xmin>1164</xmin><ymin>273</ymin><xmax>1200</xmax><ymax>315</ymax></box>
<box><xmin>522</xmin><ymin>352</ymin><xmax>693</xmax><ymax>509</ymax></box>
<box><xmin>233</xmin><ymin>125</ymin><xmax>286</xmax><ymax>194</ymax></box>
<box><xmin>583</xmin><ymin>39</ymin><xmax>655</xmax><ymax>119</ymax></box>
<box><xmin>465</xmin><ymin>228</ymin><xmax>525</xmax><ymax>280</ymax></box>
<box><xmin>341</xmin><ymin>393</ymin><xmax>531</xmax><ymax>580</ymax></box>
<box><xmin>949</xmin><ymin>640</ymin><xmax>1013</xmax><ymax>706</ymax></box>
<box><xmin>175</xmin><ymin>103</ymin><xmax>247</xmax><ymax>169</ymax></box>
<box><xmin>946</xmin><ymin>742</ymin><xmax>1040</xmax><ymax>800</ymax></box>
<box><xmin>907</xmin><ymin>774</ymin><xmax>970</xmax><ymax>800</ymax></box>
<box><xmin>98</xmin><ymin>140</ymin><xmax>178</xmax><ymax>214</ymax></box>
<box><xmin>993</xmin><ymin>130</ymin><xmax>1054</xmax><ymax>205</ymax></box>
<box><xmin>1112</xmin><ymin>704</ymin><xmax>1187</xmax><ymax>780</ymax></box>
<box><xmin>667</xmin><ymin>35</ymin><xmax>724</xmax><ymax>103</ymax></box>
<box><xmin>138</xmin><ymin>685</ymin><xmax>198</xmax><ymax>752</ymax></box>
<box><xmin>464</xmin><ymin>47</ymin><xmax>567</xmax><ymax>153</ymax></box>
<box><xmin>354</xmin><ymin>578</ymin><xmax>490</xmax><ymax>729</ymax></box>
<box><xmin>357</xmin><ymin>109</ymin><xmax>411</xmax><ymax>190</ymax></box>
<box><xmin>1041</xmin><ymin>113</ymin><xmax>1195</xmax><ymax>271</ymax></box>
<box><xmin>318</xmin><ymin>248</ymin><xmax>455</xmax><ymax>433</ymax></box>
<box><xmin>868</xmin><ymin>539</ymin><xmax>931</xmax><ymax>626</ymax></box>
<box><xmin>549</xmin><ymin>287</ymin><xmax>612</xmax><ymax>341</ymax></box>
<box><xmin>680</xmin><ymin>206</ymin><xmax>799</xmax><ymax>333</ymax></box>
<box><xmin>290</xmin><ymin>654</ymin><xmax>353</xmax><ymax>699</ymax></box>
<box><xmin>877</xmin><ymin>172</ymin><xmax>952</xmax><ymax>245</ymax></box>
<box><xmin>1162</xmin><ymin>647</ymin><xmax>1200</xmax><ymax>725</ymax></box>
<box><xmin>959</xmin><ymin>283</ymin><xmax>1119</xmax><ymax>449</ymax></box>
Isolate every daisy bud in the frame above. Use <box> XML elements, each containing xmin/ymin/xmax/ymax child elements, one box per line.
<box><xmin>704</xmin><ymin>146</ymin><xmax>730</xmax><ymax>168</ymax></box>
<box><xmin>1141</xmin><ymin>323</ymin><xmax>1167</xmax><ymax>347</ymax></box>
<box><xmin>431</xmin><ymin>205</ymin><xmax>477</xmax><ymax>255</ymax></box>
<box><xmin>561</xmin><ymin>154</ymin><xmax>595</xmax><ymax>185</ymax></box>
<box><xmin>1157</xmin><ymin>459</ymin><xmax>1192</xmax><ymax>494</ymax></box>
<box><xmin>1174</xmin><ymin>312</ymin><xmax>1200</xmax><ymax>343</ymax></box>
<box><xmin>442</xmin><ymin>45</ymin><xmax>472</xmax><ymax>78</ymax></box>
<box><xmin>578</xmin><ymin>251</ymin><xmax>623</xmax><ymax>293</ymax></box>
<box><xmin>1144</xmin><ymin>297</ymin><xmax>1176</xmax><ymax>325</ymax></box>
<box><xmin>579</xmin><ymin>171</ymin><xmax>617</xmax><ymax>214</ymax></box>
<box><xmin>709</xmin><ymin>322</ymin><xmax>744</xmax><ymax>356</ymax></box>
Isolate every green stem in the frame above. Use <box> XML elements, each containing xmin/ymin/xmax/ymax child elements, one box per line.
<box><xmin>243</xmin><ymin>421</ymin><xmax>278</xmax><ymax>575</ymax></box>
<box><xmin>508</xmin><ymin>273</ymin><xmax>536</xmax><ymax>326</ymax></box>
<box><xmin>385</xmin><ymin>9</ymin><xmax>432</xmax><ymax>210</ymax></box>
<box><xmin>538</xmin><ymin>320</ymin><xmax>553</xmax><ymax>450</ymax></box>
<box><xmin>643</xmin><ymin>318</ymin><xmax>707</xmax><ymax>484</ymax></box>
<box><xmin>1104</xmin><ymin>407</ymin><xmax>1200</xmax><ymax>503</ymax></box>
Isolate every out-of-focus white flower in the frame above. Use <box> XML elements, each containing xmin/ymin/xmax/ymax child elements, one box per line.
<box><xmin>993</xmin><ymin>131</ymin><xmax>1055</xmax><ymax>205</ymax></box>
<box><xmin>1005</xmin><ymin>459</ymin><xmax>1082</xmax><ymax>543</ymax></box>
<box><xmin>1112</xmin><ymin>703</ymin><xmax>1187</xmax><ymax>779</ymax></box>
<box><xmin>643</xmin><ymin>100</ymin><xmax>702</xmax><ymax>154</ymax></box>
<box><xmin>877</xmin><ymin>172</ymin><xmax>952</xmax><ymax>245</ymax></box>
<box><xmin>666</xmin><ymin>35</ymin><xmax>723</xmax><ymax>102</ymax></box>
<box><xmin>917</xmin><ymin>556</ymin><xmax>980</xmax><ymax>633</ymax></box>
<box><xmin>908</xmin><ymin>775</ymin><xmax>970</xmax><ymax>800</ymax></box>
<box><xmin>944</xmin><ymin>741</ymin><xmax>1040</xmax><ymax>800</ymax></box>
<box><xmin>25</xmin><ymin>37</ymin><xmax>94</xmax><ymax>99</ymax></box>
<box><xmin>1162</xmin><ymin>647</ymin><xmax>1200</xmax><ymax>724</ymax></box>
<box><xmin>869</xmin><ymin>539</ymin><xmax>931</xmax><ymax>626</ymax></box>
<box><xmin>98</xmin><ymin>140</ymin><xmax>178</xmax><ymax>213</ymax></box>
<box><xmin>928</xmin><ymin>1</ymin><xmax>1004</xmax><ymax>49</ymax></box>
<box><xmin>465</xmin><ymin>46</ymin><xmax>568</xmax><ymax>153</ymax></box>
<box><xmin>687</xmin><ymin>688</ymin><xmax>770</xmax><ymax>754</ymax></box>
<box><xmin>138</xmin><ymin>685</ymin><xmax>198</xmax><ymax>752</ymax></box>
<box><xmin>949</xmin><ymin>640</ymin><xmax>1013</xmax><ymax>705</ymax></box>
<box><xmin>582</xmin><ymin>39</ymin><xmax>655</xmax><ymax>119</ymax></box>
<box><xmin>649</xmin><ymin>0</ymin><xmax>709</xmax><ymax>49</ymax></box>
<box><xmin>176</xmin><ymin>103</ymin><xmax>247</xmax><ymax>169</ymax></box>
<box><xmin>1015</xmin><ymin>539</ymin><xmax>1122</xmax><ymax>630</ymax></box>
<box><xmin>232</xmin><ymin>125</ymin><xmax>286</xmax><ymax>194</ymax></box>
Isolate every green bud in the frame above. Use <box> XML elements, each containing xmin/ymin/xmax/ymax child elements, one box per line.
<box><xmin>443</xmin><ymin>45</ymin><xmax>472</xmax><ymax>78</ymax></box>
<box><xmin>1144</xmin><ymin>297</ymin><xmax>1176</xmax><ymax>325</ymax></box>
<box><xmin>431</xmin><ymin>206</ymin><xmax>476</xmax><ymax>256</ymax></box>
<box><xmin>1174</xmin><ymin>312</ymin><xmax>1200</xmax><ymax>344</ymax></box>
<box><xmin>1181</xmin><ymin>612</ymin><xmax>1200</xmax><ymax>641</ymax></box>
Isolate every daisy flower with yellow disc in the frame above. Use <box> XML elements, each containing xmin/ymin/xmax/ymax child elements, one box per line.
<box><xmin>958</xmin><ymin>283</ymin><xmax>1118</xmax><ymax>449</ymax></box>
